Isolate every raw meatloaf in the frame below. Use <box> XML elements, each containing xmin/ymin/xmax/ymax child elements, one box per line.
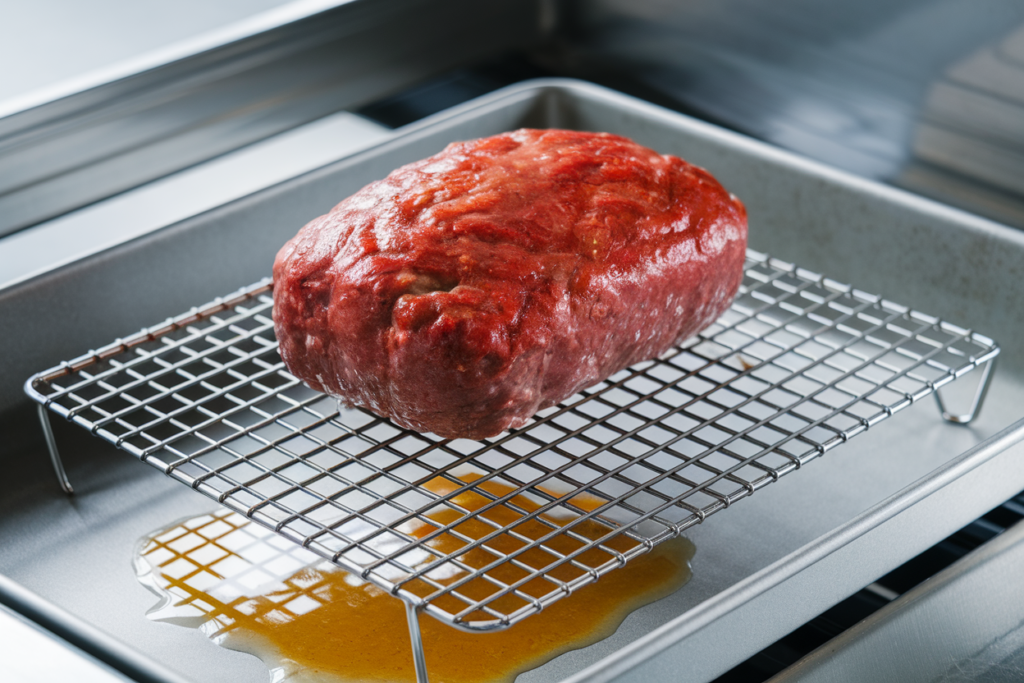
<box><xmin>273</xmin><ymin>129</ymin><xmax>747</xmax><ymax>439</ymax></box>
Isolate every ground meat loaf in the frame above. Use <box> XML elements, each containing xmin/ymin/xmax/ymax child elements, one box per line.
<box><xmin>273</xmin><ymin>129</ymin><xmax>747</xmax><ymax>439</ymax></box>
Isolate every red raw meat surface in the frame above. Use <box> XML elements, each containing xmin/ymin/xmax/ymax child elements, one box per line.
<box><xmin>273</xmin><ymin>129</ymin><xmax>747</xmax><ymax>439</ymax></box>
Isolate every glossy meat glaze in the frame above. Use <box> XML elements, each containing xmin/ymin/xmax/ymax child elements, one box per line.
<box><xmin>273</xmin><ymin>129</ymin><xmax>747</xmax><ymax>438</ymax></box>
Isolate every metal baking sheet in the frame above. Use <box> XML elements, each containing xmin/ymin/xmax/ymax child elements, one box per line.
<box><xmin>2</xmin><ymin>79</ymin><xmax>1023</xmax><ymax>683</ymax></box>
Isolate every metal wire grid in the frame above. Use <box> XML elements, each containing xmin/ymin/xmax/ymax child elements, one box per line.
<box><xmin>26</xmin><ymin>249</ymin><xmax>999</xmax><ymax>632</ymax></box>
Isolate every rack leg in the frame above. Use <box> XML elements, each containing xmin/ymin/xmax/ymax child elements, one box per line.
<box><xmin>405</xmin><ymin>601</ymin><xmax>430</xmax><ymax>683</ymax></box>
<box><xmin>935</xmin><ymin>357</ymin><xmax>996</xmax><ymax>426</ymax></box>
<box><xmin>37</xmin><ymin>405</ymin><xmax>74</xmax><ymax>495</ymax></box>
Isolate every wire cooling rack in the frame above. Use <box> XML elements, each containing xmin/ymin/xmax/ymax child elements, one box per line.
<box><xmin>26</xmin><ymin>250</ymin><xmax>999</xmax><ymax>633</ymax></box>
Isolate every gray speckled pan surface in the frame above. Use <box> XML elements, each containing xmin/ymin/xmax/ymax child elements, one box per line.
<box><xmin>1</xmin><ymin>80</ymin><xmax>1023</xmax><ymax>683</ymax></box>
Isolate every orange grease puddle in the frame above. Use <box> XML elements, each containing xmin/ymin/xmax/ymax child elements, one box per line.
<box><xmin>135</xmin><ymin>477</ymin><xmax>694</xmax><ymax>683</ymax></box>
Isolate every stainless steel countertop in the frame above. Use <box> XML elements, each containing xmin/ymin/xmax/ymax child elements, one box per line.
<box><xmin>0</xmin><ymin>602</ymin><xmax>132</xmax><ymax>683</ymax></box>
<box><xmin>0</xmin><ymin>0</ymin><xmax>339</xmax><ymax>113</ymax></box>
<box><xmin>770</xmin><ymin>518</ymin><xmax>1024</xmax><ymax>683</ymax></box>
